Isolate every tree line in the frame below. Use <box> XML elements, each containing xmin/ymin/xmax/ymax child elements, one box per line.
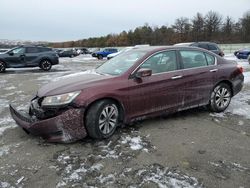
<box><xmin>50</xmin><ymin>10</ymin><xmax>250</xmax><ymax>48</ymax></box>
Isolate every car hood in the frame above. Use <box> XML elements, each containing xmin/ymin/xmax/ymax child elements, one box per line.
<box><xmin>37</xmin><ymin>70</ymin><xmax>112</xmax><ymax>97</ymax></box>
<box><xmin>0</xmin><ymin>53</ymin><xmax>8</xmax><ymax>58</ymax></box>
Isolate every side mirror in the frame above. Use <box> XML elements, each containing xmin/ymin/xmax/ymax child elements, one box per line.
<box><xmin>135</xmin><ymin>68</ymin><xmax>152</xmax><ymax>78</ymax></box>
<box><xmin>8</xmin><ymin>51</ymin><xmax>14</xmax><ymax>56</ymax></box>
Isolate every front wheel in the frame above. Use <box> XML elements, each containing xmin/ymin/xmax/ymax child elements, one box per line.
<box><xmin>0</xmin><ymin>61</ymin><xmax>6</xmax><ymax>73</ymax></box>
<box><xmin>86</xmin><ymin>100</ymin><xmax>119</xmax><ymax>139</ymax></box>
<box><xmin>208</xmin><ymin>83</ymin><xmax>232</xmax><ymax>112</ymax></box>
<box><xmin>40</xmin><ymin>60</ymin><xmax>52</xmax><ymax>71</ymax></box>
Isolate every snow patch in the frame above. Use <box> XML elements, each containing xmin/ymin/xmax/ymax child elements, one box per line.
<box><xmin>138</xmin><ymin>165</ymin><xmax>201</xmax><ymax>188</ymax></box>
<box><xmin>0</xmin><ymin>99</ymin><xmax>9</xmax><ymax>113</ymax></box>
<box><xmin>0</xmin><ymin>182</ymin><xmax>14</xmax><ymax>188</ymax></box>
<box><xmin>209</xmin><ymin>113</ymin><xmax>226</xmax><ymax>119</ymax></box>
<box><xmin>120</xmin><ymin>136</ymin><xmax>145</xmax><ymax>151</ymax></box>
<box><xmin>243</xmin><ymin>71</ymin><xmax>250</xmax><ymax>84</ymax></box>
<box><xmin>4</xmin><ymin>86</ymin><xmax>16</xmax><ymax>91</ymax></box>
<box><xmin>226</xmin><ymin>91</ymin><xmax>250</xmax><ymax>119</ymax></box>
<box><xmin>97</xmin><ymin>174</ymin><xmax>115</xmax><ymax>184</ymax></box>
<box><xmin>0</xmin><ymin>145</ymin><xmax>11</xmax><ymax>157</ymax></box>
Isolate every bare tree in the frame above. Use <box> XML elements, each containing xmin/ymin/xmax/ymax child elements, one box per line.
<box><xmin>192</xmin><ymin>12</ymin><xmax>204</xmax><ymax>41</ymax></box>
<box><xmin>204</xmin><ymin>11</ymin><xmax>223</xmax><ymax>40</ymax></box>
<box><xmin>172</xmin><ymin>17</ymin><xmax>190</xmax><ymax>42</ymax></box>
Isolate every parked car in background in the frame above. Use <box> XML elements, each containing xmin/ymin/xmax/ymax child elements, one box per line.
<box><xmin>58</xmin><ymin>49</ymin><xmax>78</xmax><ymax>58</ymax></box>
<box><xmin>10</xmin><ymin>46</ymin><xmax>243</xmax><ymax>143</ymax></box>
<box><xmin>92</xmin><ymin>48</ymin><xmax>118</xmax><ymax>59</ymax></box>
<box><xmin>0</xmin><ymin>46</ymin><xmax>59</xmax><ymax>72</ymax></box>
<box><xmin>107</xmin><ymin>45</ymin><xmax>150</xmax><ymax>59</ymax></box>
<box><xmin>78</xmin><ymin>48</ymin><xmax>91</xmax><ymax>54</ymax></box>
<box><xmin>107</xmin><ymin>47</ymin><xmax>134</xmax><ymax>60</ymax></box>
<box><xmin>174</xmin><ymin>42</ymin><xmax>224</xmax><ymax>57</ymax></box>
<box><xmin>234</xmin><ymin>48</ymin><xmax>250</xmax><ymax>60</ymax></box>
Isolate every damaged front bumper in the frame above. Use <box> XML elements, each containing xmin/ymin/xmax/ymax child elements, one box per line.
<box><xmin>9</xmin><ymin>104</ymin><xmax>87</xmax><ymax>143</ymax></box>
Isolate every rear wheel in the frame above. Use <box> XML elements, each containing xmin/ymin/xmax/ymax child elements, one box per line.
<box><xmin>86</xmin><ymin>100</ymin><xmax>119</xmax><ymax>139</ymax></box>
<box><xmin>208</xmin><ymin>83</ymin><xmax>232</xmax><ymax>112</ymax></box>
<box><xmin>0</xmin><ymin>61</ymin><xmax>6</xmax><ymax>73</ymax></box>
<box><xmin>40</xmin><ymin>60</ymin><xmax>52</xmax><ymax>71</ymax></box>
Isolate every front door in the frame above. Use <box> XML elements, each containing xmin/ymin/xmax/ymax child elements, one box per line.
<box><xmin>5</xmin><ymin>47</ymin><xmax>26</xmax><ymax>68</ymax></box>
<box><xmin>127</xmin><ymin>50</ymin><xmax>185</xmax><ymax>119</ymax></box>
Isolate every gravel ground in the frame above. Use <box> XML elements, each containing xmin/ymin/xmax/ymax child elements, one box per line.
<box><xmin>0</xmin><ymin>54</ymin><xmax>250</xmax><ymax>188</ymax></box>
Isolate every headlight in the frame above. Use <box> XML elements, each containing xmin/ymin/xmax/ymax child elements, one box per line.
<box><xmin>42</xmin><ymin>91</ymin><xmax>81</xmax><ymax>106</ymax></box>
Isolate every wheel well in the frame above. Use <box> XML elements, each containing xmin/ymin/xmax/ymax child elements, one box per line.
<box><xmin>0</xmin><ymin>59</ymin><xmax>6</xmax><ymax>65</ymax></box>
<box><xmin>39</xmin><ymin>59</ymin><xmax>52</xmax><ymax>68</ymax></box>
<box><xmin>215</xmin><ymin>80</ymin><xmax>233</xmax><ymax>95</ymax></box>
<box><xmin>84</xmin><ymin>97</ymin><xmax>125</xmax><ymax>124</ymax></box>
<box><xmin>40</xmin><ymin>58</ymin><xmax>51</xmax><ymax>64</ymax></box>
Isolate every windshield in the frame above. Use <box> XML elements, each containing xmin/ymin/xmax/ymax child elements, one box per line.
<box><xmin>96</xmin><ymin>50</ymin><xmax>147</xmax><ymax>75</ymax></box>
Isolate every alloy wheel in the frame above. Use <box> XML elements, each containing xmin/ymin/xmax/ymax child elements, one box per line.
<box><xmin>98</xmin><ymin>104</ymin><xmax>118</xmax><ymax>135</ymax></box>
<box><xmin>215</xmin><ymin>87</ymin><xmax>231</xmax><ymax>108</ymax></box>
<box><xmin>0</xmin><ymin>62</ymin><xmax>5</xmax><ymax>72</ymax></box>
<box><xmin>41</xmin><ymin>60</ymin><xmax>51</xmax><ymax>70</ymax></box>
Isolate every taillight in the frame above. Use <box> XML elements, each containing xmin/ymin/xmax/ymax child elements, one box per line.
<box><xmin>237</xmin><ymin>65</ymin><xmax>243</xmax><ymax>73</ymax></box>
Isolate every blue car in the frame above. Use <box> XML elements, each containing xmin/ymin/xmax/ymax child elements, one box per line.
<box><xmin>234</xmin><ymin>48</ymin><xmax>250</xmax><ymax>60</ymax></box>
<box><xmin>92</xmin><ymin>48</ymin><xmax>118</xmax><ymax>59</ymax></box>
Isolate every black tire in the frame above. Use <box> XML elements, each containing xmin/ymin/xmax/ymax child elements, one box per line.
<box><xmin>40</xmin><ymin>60</ymin><xmax>52</xmax><ymax>71</ymax></box>
<box><xmin>0</xmin><ymin>61</ymin><xmax>6</xmax><ymax>73</ymax></box>
<box><xmin>71</xmin><ymin>54</ymin><xmax>74</xmax><ymax>58</ymax></box>
<box><xmin>97</xmin><ymin>55</ymin><xmax>103</xmax><ymax>60</ymax></box>
<box><xmin>208</xmin><ymin>83</ymin><xmax>232</xmax><ymax>112</ymax></box>
<box><xmin>86</xmin><ymin>100</ymin><xmax>119</xmax><ymax>139</ymax></box>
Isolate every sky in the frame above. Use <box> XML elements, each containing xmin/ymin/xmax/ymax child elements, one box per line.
<box><xmin>0</xmin><ymin>0</ymin><xmax>249</xmax><ymax>42</ymax></box>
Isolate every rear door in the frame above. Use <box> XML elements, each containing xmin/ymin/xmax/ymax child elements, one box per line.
<box><xmin>127</xmin><ymin>50</ymin><xmax>185</xmax><ymax>118</ymax></box>
<box><xmin>25</xmin><ymin>47</ymin><xmax>40</xmax><ymax>66</ymax></box>
<box><xmin>178</xmin><ymin>50</ymin><xmax>217</xmax><ymax>108</ymax></box>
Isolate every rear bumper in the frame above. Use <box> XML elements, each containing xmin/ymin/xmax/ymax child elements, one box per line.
<box><xmin>9</xmin><ymin>105</ymin><xmax>87</xmax><ymax>143</ymax></box>
<box><xmin>52</xmin><ymin>57</ymin><xmax>59</xmax><ymax>65</ymax></box>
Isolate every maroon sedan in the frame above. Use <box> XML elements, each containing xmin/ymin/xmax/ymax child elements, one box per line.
<box><xmin>10</xmin><ymin>46</ymin><xmax>244</xmax><ymax>143</ymax></box>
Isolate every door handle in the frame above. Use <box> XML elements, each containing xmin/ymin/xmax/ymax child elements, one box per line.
<box><xmin>210</xmin><ymin>69</ymin><xmax>218</xmax><ymax>72</ymax></box>
<box><xmin>171</xmin><ymin>75</ymin><xmax>183</xmax><ymax>80</ymax></box>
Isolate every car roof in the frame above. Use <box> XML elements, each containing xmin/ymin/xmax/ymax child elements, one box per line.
<box><xmin>15</xmin><ymin>45</ymin><xmax>50</xmax><ymax>48</ymax></box>
<box><xmin>131</xmin><ymin>45</ymin><xmax>207</xmax><ymax>53</ymax></box>
<box><xmin>174</xmin><ymin>41</ymin><xmax>218</xmax><ymax>46</ymax></box>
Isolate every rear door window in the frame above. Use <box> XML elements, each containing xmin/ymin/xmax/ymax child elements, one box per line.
<box><xmin>180</xmin><ymin>50</ymin><xmax>207</xmax><ymax>69</ymax></box>
<box><xmin>39</xmin><ymin>48</ymin><xmax>51</xmax><ymax>52</ymax></box>
<box><xmin>26</xmin><ymin>47</ymin><xmax>39</xmax><ymax>53</ymax></box>
<box><xmin>198</xmin><ymin>43</ymin><xmax>208</xmax><ymax>50</ymax></box>
<box><xmin>208</xmin><ymin>44</ymin><xmax>218</xmax><ymax>50</ymax></box>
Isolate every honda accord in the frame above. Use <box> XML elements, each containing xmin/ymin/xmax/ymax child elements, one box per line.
<box><xmin>10</xmin><ymin>46</ymin><xmax>244</xmax><ymax>143</ymax></box>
